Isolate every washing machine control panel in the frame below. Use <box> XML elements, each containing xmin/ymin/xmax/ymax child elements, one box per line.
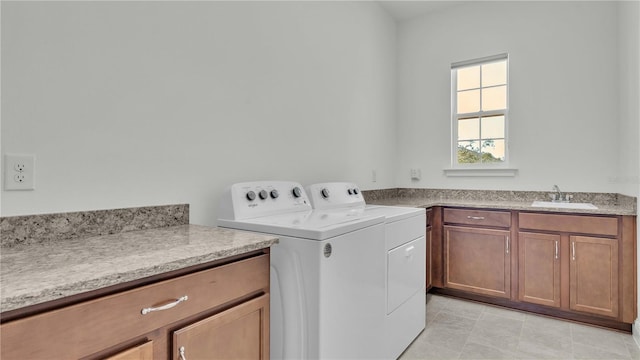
<box><xmin>305</xmin><ymin>182</ymin><xmax>365</xmax><ymax>210</ymax></box>
<box><xmin>219</xmin><ymin>181</ymin><xmax>312</xmax><ymax>220</ymax></box>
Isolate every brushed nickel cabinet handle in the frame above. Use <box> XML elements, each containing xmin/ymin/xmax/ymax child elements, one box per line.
<box><xmin>467</xmin><ymin>216</ymin><xmax>485</xmax><ymax>220</ymax></box>
<box><xmin>506</xmin><ymin>235</ymin><xmax>510</xmax><ymax>254</ymax></box>
<box><xmin>572</xmin><ymin>242</ymin><xmax>576</xmax><ymax>261</ymax></box>
<box><xmin>179</xmin><ymin>346</ymin><xmax>187</xmax><ymax>360</ymax></box>
<box><xmin>141</xmin><ymin>295</ymin><xmax>188</xmax><ymax>315</ymax></box>
<box><xmin>554</xmin><ymin>240</ymin><xmax>559</xmax><ymax>260</ymax></box>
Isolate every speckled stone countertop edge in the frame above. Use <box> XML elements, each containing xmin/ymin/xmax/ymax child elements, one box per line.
<box><xmin>1</xmin><ymin>225</ymin><xmax>278</xmax><ymax>313</ymax></box>
<box><xmin>362</xmin><ymin>188</ymin><xmax>636</xmax><ymax>216</ymax></box>
<box><xmin>366</xmin><ymin>197</ymin><xmax>636</xmax><ymax>216</ymax></box>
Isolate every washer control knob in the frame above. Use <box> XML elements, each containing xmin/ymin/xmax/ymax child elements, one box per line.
<box><xmin>321</xmin><ymin>188</ymin><xmax>330</xmax><ymax>199</ymax></box>
<box><xmin>270</xmin><ymin>189</ymin><xmax>279</xmax><ymax>199</ymax></box>
<box><xmin>246</xmin><ymin>191</ymin><xmax>256</xmax><ymax>201</ymax></box>
<box><xmin>292</xmin><ymin>187</ymin><xmax>302</xmax><ymax>198</ymax></box>
<box><xmin>347</xmin><ymin>189</ymin><xmax>353</xmax><ymax>195</ymax></box>
<box><xmin>258</xmin><ymin>190</ymin><xmax>268</xmax><ymax>200</ymax></box>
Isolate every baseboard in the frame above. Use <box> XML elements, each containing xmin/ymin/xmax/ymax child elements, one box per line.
<box><xmin>633</xmin><ymin>319</ymin><xmax>640</xmax><ymax>349</ymax></box>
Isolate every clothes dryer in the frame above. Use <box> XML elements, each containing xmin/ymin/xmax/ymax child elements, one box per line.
<box><xmin>306</xmin><ymin>182</ymin><xmax>426</xmax><ymax>359</ymax></box>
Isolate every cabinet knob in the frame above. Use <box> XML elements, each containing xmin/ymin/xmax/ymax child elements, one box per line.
<box><xmin>179</xmin><ymin>346</ymin><xmax>187</xmax><ymax>360</ymax></box>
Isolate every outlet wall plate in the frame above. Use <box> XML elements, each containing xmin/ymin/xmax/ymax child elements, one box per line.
<box><xmin>4</xmin><ymin>154</ymin><xmax>35</xmax><ymax>190</ymax></box>
<box><xmin>410</xmin><ymin>168</ymin><xmax>422</xmax><ymax>181</ymax></box>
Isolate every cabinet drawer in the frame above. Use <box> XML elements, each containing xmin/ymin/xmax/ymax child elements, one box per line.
<box><xmin>1</xmin><ymin>254</ymin><xmax>269</xmax><ymax>360</ymax></box>
<box><xmin>519</xmin><ymin>213</ymin><xmax>618</xmax><ymax>236</ymax></box>
<box><xmin>444</xmin><ymin>208</ymin><xmax>511</xmax><ymax>228</ymax></box>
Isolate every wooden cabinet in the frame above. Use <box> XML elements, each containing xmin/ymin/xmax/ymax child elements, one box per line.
<box><xmin>444</xmin><ymin>226</ymin><xmax>511</xmax><ymax>298</ymax></box>
<box><xmin>570</xmin><ymin>235</ymin><xmax>619</xmax><ymax>318</ymax></box>
<box><xmin>431</xmin><ymin>206</ymin><xmax>636</xmax><ymax>331</ymax></box>
<box><xmin>442</xmin><ymin>208</ymin><xmax>513</xmax><ymax>299</ymax></box>
<box><xmin>425</xmin><ymin>208</ymin><xmax>432</xmax><ymax>290</ymax></box>
<box><xmin>518</xmin><ymin>232</ymin><xmax>561</xmax><ymax>308</ymax></box>
<box><xmin>105</xmin><ymin>341</ymin><xmax>154</xmax><ymax>360</ymax></box>
<box><xmin>0</xmin><ymin>252</ymin><xmax>270</xmax><ymax>360</ymax></box>
<box><xmin>429</xmin><ymin>207</ymin><xmax>444</xmax><ymax>288</ymax></box>
<box><xmin>173</xmin><ymin>295</ymin><xmax>269</xmax><ymax>360</ymax></box>
<box><xmin>518</xmin><ymin>213</ymin><xmax>623</xmax><ymax>319</ymax></box>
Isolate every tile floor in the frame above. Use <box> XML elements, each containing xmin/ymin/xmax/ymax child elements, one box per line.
<box><xmin>399</xmin><ymin>294</ymin><xmax>640</xmax><ymax>360</ymax></box>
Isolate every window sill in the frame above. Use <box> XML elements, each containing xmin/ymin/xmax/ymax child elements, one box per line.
<box><xmin>443</xmin><ymin>168</ymin><xmax>518</xmax><ymax>177</ymax></box>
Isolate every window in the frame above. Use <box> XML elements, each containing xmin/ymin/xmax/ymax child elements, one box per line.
<box><xmin>452</xmin><ymin>54</ymin><xmax>508</xmax><ymax>166</ymax></box>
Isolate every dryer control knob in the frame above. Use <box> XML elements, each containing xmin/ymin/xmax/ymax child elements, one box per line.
<box><xmin>258</xmin><ymin>190</ymin><xmax>268</xmax><ymax>200</ymax></box>
<box><xmin>321</xmin><ymin>188</ymin><xmax>330</xmax><ymax>199</ymax></box>
<box><xmin>292</xmin><ymin>187</ymin><xmax>302</xmax><ymax>198</ymax></box>
<box><xmin>270</xmin><ymin>190</ymin><xmax>279</xmax><ymax>199</ymax></box>
<box><xmin>246</xmin><ymin>191</ymin><xmax>256</xmax><ymax>201</ymax></box>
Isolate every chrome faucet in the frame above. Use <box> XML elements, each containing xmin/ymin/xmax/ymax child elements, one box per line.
<box><xmin>551</xmin><ymin>185</ymin><xmax>572</xmax><ymax>202</ymax></box>
<box><xmin>552</xmin><ymin>184</ymin><xmax>562</xmax><ymax>202</ymax></box>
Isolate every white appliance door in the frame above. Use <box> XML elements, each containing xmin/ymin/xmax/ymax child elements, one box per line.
<box><xmin>318</xmin><ymin>223</ymin><xmax>387</xmax><ymax>359</ymax></box>
<box><xmin>387</xmin><ymin>236</ymin><xmax>426</xmax><ymax>314</ymax></box>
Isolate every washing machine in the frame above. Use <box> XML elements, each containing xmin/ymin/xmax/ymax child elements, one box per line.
<box><xmin>218</xmin><ymin>181</ymin><xmax>387</xmax><ymax>360</ymax></box>
<box><xmin>306</xmin><ymin>182</ymin><xmax>426</xmax><ymax>359</ymax></box>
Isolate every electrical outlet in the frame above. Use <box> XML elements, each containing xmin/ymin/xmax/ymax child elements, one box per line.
<box><xmin>410</xmin><ymin>168</ymin><xmax>422</xmax><ymax>181</ymax></box>
<box><xmin>4</xmin><ymin>154</ymin><xmax>35</xmax><ymax>190</ymax></box>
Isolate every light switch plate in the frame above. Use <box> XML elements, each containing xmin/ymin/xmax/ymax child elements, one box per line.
<box><xmin>4</xmin><ymin>154</ymin><xmax>35</xmax><ymax>190</ymax></box>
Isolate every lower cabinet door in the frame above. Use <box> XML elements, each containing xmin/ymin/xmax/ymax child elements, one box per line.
<box><xmin>570</xmin><ymin>236</ymin><xmax>619</xmax><ymax>318</ymax></box>
<box><xmin>518</xmin><ymin>232</ymin><xmax>561</xmax><ymax>308</ymax></box>
<box><xmin>173</xmin><ymin>295</ymin><xmax>269</xmax><ymax>360</ymax></box>
<box><xmin>104</xmin><ymin>341</ymin><xmax>153</xmax><ymax>360</ymax></box>
<box><xmin>444</xmin><ymin>226</ymin><xmax>511</xmax><ymax>298</ymax></box>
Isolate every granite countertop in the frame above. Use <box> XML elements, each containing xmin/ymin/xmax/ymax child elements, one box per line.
<box><xmin>366</xmin><ymin>197</ymin><xmax>636</xmax><ymax>216</ymax></box>
<box><xmin>0</xmin><ymin>224</ymin><xmax>278</xmax><ymax>313</ymax></box>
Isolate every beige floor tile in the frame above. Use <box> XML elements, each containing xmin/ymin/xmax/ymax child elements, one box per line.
<box><xmin>467</xmin><ymin>313</ymin><xmax>523</xmax><ymax>352</ymax></box>
<box><xmin>518</xmin><ymin>315</ymin><xmax>572</xmax><ymax>359</ymax></box>
<box><xmin>399</xmin><ymin>335</ymin><xmax>462</xmax><ymax>360</ymax></box>
<box><xmin>515</xmin><ymin>338</ymin><xmax>573</xmax><ymax>360</ymax></box>
<box><xmin>459</xmin><ymin>341</ymin><xmax>520</xmax><ymax>360</ymax></box>
<box><xmin>419</xmin><ymin>325</ymin><xmax>472</xmax><ymax>351</ymax></box>
<box><xmin>440</xmin><ymin>297</ymin><xmax>487</xmax><ymax>320</ymax></box>
<box><xmin>410</xmin><ymin>295</ymin><xmax>640</xmax><ymax>360</ymax></box>
<box><xmin>523</xmin><ymin>313</ymin><xmax>572</xmax><ymax>334</ymax></box>
<box><xmin>571</xmin><ymin>342</ymin><xmax>632</xmax><ymax>360</ymax></box>
<box><xmin>570</xmin><ymin>323</ymin><xmax>631</xmax><ymax>358</ymax></box>
<box><xmin>623</xmin><ymin>336</ymin><xmax>640</xmax><ymax>358</ymax></box>
<box><xmin>483</xmin><ymin>304</ymin><xmax>527</xmax><ymax>321</ymax></box>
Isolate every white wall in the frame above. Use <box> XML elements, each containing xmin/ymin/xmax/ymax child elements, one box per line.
<box><xmin>396</xmin><ymin>1</ymin><xmax>621</xmax><ymax>193</ymax></box>
<box><xmin>617</xmin><ymin>0</ymin><xmax>640</xmax><ymax>342</ymax></box>
<box><xmin>618</xmin><ymin>1</ymin><xmax>640</xmax><ymax>200</ymax></box>
<box><xmin>0</xmin><ymin>1</ymin><xmax>397</xmax><ymax>224</ymax></box>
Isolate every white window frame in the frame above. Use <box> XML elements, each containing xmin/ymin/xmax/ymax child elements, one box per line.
<box><xmin>450</xmin><ymin>53</ymin><xmax>510</xmax><ymax>171</ymax></box>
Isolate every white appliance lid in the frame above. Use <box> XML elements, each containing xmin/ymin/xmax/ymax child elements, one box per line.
<box><xmin>218</xmin><ymin>208</ymin><xmax>385</xmax><ymax>240</ymax></box>
<box><xmin>364</xmin><ymin>205</ymin><xmax>425</xmax><ymax>222</ymax></box>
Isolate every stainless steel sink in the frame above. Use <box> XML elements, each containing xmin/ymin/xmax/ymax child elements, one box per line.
<box><xmin>531</xmin><ymin>201</ymin><xmax>598</xmax><ymax>210</ymax></box>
